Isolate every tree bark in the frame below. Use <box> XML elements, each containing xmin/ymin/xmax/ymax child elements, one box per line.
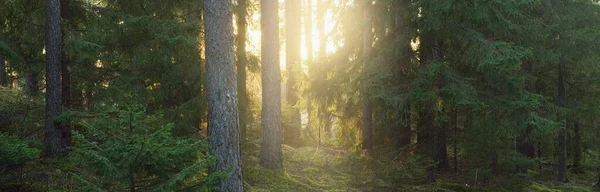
<box><xmin>236</xmin><ymin>0</ymin><xmax>249</xmax><ymax>142</ymax></box>
<box><xmin>259</xmin><ymin>0</ymin><xmax>283</xmax><ymax>170</ymax></box>
<box><xmin>203</xmin><ymin>0</ymin><xmax>244</xmax><ymax>190</ymax></box>
<box><xmin>361</xmin><ymin>1</ymin><xmax>373</xmax><ymax>153</ymax></box>
<box><xmin>0</xmin><ymin>53</ymin><xmax>6</xmax><ymax>87</ymax></box>
<box><xmin>284</xmin><ymin>0</ymin><xmax>302</xmax><ymax>147</ymax></box>
<box><xmin>45</xmin><ymin>0</ymin><xmax>67</xmax><ymax>157</ymax></box>
<box><xmin>557</xmin><ymin>54</ymin><xmax>568</xmax><ymax>183</ymax></box>
<box><xmin>60</xmin><ymin>0</ymin><xmax>72</xmax><ymax>149</ymax></box>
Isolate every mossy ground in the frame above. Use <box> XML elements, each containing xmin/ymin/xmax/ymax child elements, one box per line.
<box><xmin>242</xmin><ymin>141</ymin><xmax>600</xmax><ymax>192</ymax></box>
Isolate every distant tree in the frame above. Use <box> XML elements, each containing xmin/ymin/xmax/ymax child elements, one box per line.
<box><xmin>557</xmin><ymin>54</ymin><xmax>568</xmax><ymax>183</ymax></box>
<box><xmin>237</xmin><ymin>0</ymin><xmax>250</xmax><ymax>141</ymax></box>
<box><xmin>260</xmin><ymin>0</ymin><xmax>283</xmax><ymax>170</ymax></box>
<box><xmin>203</xmin><ymin>0</ymin><xmax>244</xmax><ymax>190</ymax></box>
<box><xmin>361</xmin><ymin>1</ymin><xmax>373</xmax><ymax>153</ymax></box>
<box><xmin>0</xmin><ymin>53</ymin><xmax>6</xmax><ymax>87</ymax></box>
<box><xmin>284</xmin><ymin>0</ymin><xmax>301</xmax><ymax>147</ymax></box>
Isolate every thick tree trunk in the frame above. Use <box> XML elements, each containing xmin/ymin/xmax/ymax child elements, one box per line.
<box><xmin>557</xmin><ymin>54</ymin><xmax>568</xmax><ymax>183</ymax></box>
<box><xmin>203</xmin><ymin>0</ymin><xmax>244</xmax><ymax>190</ymax></box>
<box><xmin>236</xmin><ymin>0</ymin><xmax>249</xmax><ymax>142</ymax></box>
<box><xmin>45</xmin><ymin>0</ymin><xmax>66</xmax><ymax>157</ymax></box>
<box><xmin>259</xmin><ymin>0</ymin><xmax>283</xmax><ymax>170</ymax></box>
<box><xmin>284</xmin><ymin>0</ymin><xmax>302</xmax><ymax>147</ymax></box>
<box><xmin>60</xmin><ymin>0</ymin><xmax>72</xmax><ymax>149</ymax></box>
<box><xmin>0</xmin><ymin>53</ymin><xmax>6</xmax><ymax>87</ymax></box>
<box><xmin>361</xmin><ymin>2</ymin><xmax>373</xmax><ymax>153</ymax></box>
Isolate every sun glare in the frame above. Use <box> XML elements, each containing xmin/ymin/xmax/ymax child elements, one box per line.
<box><xmin>245</xmin><ymin>0</ymin><xmax>339</xmax><ymax>69</ymax></box>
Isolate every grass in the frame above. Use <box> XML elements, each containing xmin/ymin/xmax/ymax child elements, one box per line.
<box><xmin>242</xmin><ymin>141</ymin><xmax>600</xmax><ymax>192</ymax></box>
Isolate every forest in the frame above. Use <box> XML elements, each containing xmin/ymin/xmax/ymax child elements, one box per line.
<box><xmin>2</xmin><ymin>0</ymin><xmax>600</xmax><ymax>191</ymax></box>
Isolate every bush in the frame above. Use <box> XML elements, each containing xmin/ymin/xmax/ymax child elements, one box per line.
<box><xmin>70</xmin><ymin>104</ymin><xmax>223</xmax><ymax>191</ymax></box>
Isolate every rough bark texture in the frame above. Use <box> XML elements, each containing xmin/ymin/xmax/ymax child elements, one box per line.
<box><xmin>260</xmin><ymin>0</ymin><xmax>283</xmax><ymax>170</ymax></box>
<box><xmin>236</xmin><ymin>0</ymin><xmax>249</xmax><ymax>141</ymax></box>
<box><xmin>60</xmin><ymin>0</ymin><xmax>72</xmax><ymax>149</ymax></box>
<box><xmin>557</xmin><ymin>54</ymin><xmax>568</xmax><ymax>183</ymax></box>
<box><xmin>0</xmin><ymin>53</ymin><xmax>6</xmax><ymax>87</ymax></box>
<box><xmin>203</xmin><ymin>0</ymin><xmax>244</xmax><ymax>190</ymax></box>
<box><xmin>45</xmin><ymin>0</ymin><xmax>67</xmax><ymax>157</ymax></box>
<box><xmin>361</xmin><ymin>2</ymin><xmax>373</xmax><ymax>153</ymax></box>
<box><xmin>284</xmin><ymin>0</ymin><xmax>302</xmax><ymax>147</ymax></box>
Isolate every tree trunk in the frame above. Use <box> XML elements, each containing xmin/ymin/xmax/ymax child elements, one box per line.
<box><xmin>573</xmin><ymin>121</ymin><xmax>582</xmax><ymax>172</ymax></box>
<box><xmin>557</xmin><ymin>54</ymin><xmax>568</xmax><ymax>183</ymax></box>
<box><xmin>44</xmin><ymin>0</ymin><xmax>66</xmax><ymax>157</ymax></box>
<box><xmin>24</xmin><ymin>71</ymin><xmax>39</xmax><ymax>97</ymax></box>
<box><xmin>517</xmin><ymin>61</ymin><xmax>536</xmax><ymax>160</ymax></box>
<box><xmin>236</xmin><ymin>0</ymin><xmax>249</xmax><ymax>142</ymax></box>
<box><xmin>259</xmin><ymin>0</ymin><xmax>283</xmax><ymax>170</ymax></box>
<box><xmin>361</xmin><ymin>2</ymin><xmax>373</xmax><ymax>153</ymax></box>
<box><xmin>60</xmin><ymin>0</ymin><xmax>72</xmax><ymax>149</ymax></box>
<box><xmin>0</xmin><ymin>53</ymin><xmax>6</xmax><ymax>87</ymax></box>
<box><xmin>394</xmin><ymin>1</ymin><xmax>412</xmax><ymax>148</ymax></box>
<box><xmin>203</xmin><ymin>0</ymin><xmax>244</xmax><ymax>190</ymax></box>
<box><xmin>284</xmin><ymin>0</ymin><xmax>302</xmax><ymax>147</ymax></box>
<box><xmin>305</xmin><ymin>0</ymin><xmax>314</xmax><ymax>142</ymax></box>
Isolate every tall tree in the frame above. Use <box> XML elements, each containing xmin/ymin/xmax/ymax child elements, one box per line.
<box><xmin>362</xmin><ymin>0</ymin><xmax>373</xmax><ymax>152</ymax></box>
<box><xmin>44</xmin><ymin>0</ymin><xmax>66</xmax><ymax>157</ymax></box>
<box><xmin>557</xmin><ymin>54</ymin><xmax>568</xmax><ymax>183</ymax></box>
<box><xmin>60</xmin><ymin>0</ymin><xmax>72</xmax><ymax>149</ymax></box>
<box><xmin>304</xmin><ymin>0</ymin><xmax>314</xmax><ymax>137</ymax></box>
<box><xmin>284</xmin><ymin>0</ymin><xmax>301</xmax><ymax>146</ymax></box>
<box><xmin>260</xmin><ymin>0</ymin><xmax>283</xmax><ymax>170</ymax></box>
<box><xmin>237</xmin><ymin>0</ymin><xmax>249</xmax><ymax>141</ymax></box>
<box><xmin>361</xmin><ymin>1</ymin><xmax>373</xmax><ymax>153</ymax></box>
<box><xmin>204</xmin><ymin>0</ymin><xmax>244</xmax><ymax>190</ymax></box>
<box><xmin>0</xmin><ymin>53</ymin><xmax>6</xmax><ymax>87</ymax></box>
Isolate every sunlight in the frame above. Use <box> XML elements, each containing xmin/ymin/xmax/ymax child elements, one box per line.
<box><xmin>246</xmin><ymin>0</ymin><xmax>339</xmax><ymax>69</ymax></box>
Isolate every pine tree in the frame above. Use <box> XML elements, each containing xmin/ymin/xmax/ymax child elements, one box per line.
<box><xmin>204</xmin><ymin>0</ymin><xmax>244</xmax><ymax>190</ymax></box>
<box><xmin>237</xmin><ymin>0</ymin><xmax>250</xmax><ymax>142</ymax></box>
<box><xmin>44</xmin><ymin>0</ymin><xmax>66</xmax><ymax>157</ymax></box>
<box><xmin>284</xmin><ymin>0</ymin><xmax>302</xmax><ymax>147</ymax></box>
<box><xmin>260</xmin><ymin>0</ymin><xmax>284</xmax><ymax>170</ymax></box>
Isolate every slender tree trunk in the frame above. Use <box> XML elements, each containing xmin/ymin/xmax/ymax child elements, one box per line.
<box><xmin>518</xmin><ymin>61</ymin><xmax>536</xmax><ymax>160</ymax></box>
<box><xmin>24</xmin><ymin>71</ymin><xmax>39</xmax><ymax>97</ymax></box>
<box><xmin>305</xmin><ymin>0</ymin><xmax>314</xmax><ymax>143</ymax></box>
<box><xmin>284</xmin><ymin>0</ymin><xmax>302</xmax><ymax>147</ymax></box>
<box><xmin>236</xmin><ymin>0</ymin><xmax>249</xmax><ymax>142</ymax></box>
<box><xmin>573</xmin><ymin>121</ymin><xmax>582</xmax><ymax>172</ymax></box>
<box><xmin>394</xmin><ymin>1</ymin><xmax>412</xmax><ymax>148</ymax></box>
<box><xmin>60</xmin><ymin>0</ymin><xmax>72</xmax><ymax>149</ymax></box>
<box><xmin>259</xmin><ymin>0</ymin><xmax>283</xmax><ymax>170</ymax></box>
<box><xmin>203</xmin><ymin>0</ymin><xmax>244</xmax><ymax>190</ymax></box>
<box><xmin>0</xmin><ymin>53</ymin><xmax>6</xmax><ymax>87</ymax></box>
<box><xmin>361</xmin><ymin>1</ymin><xmax>373</xmax><ymax>153</ymax></box>
<box><xmin>557</xmin><ymin>54</ymin><xmax>568</xmax><ymax>183</ymax></box>
<box><xmin>45</xmin><ymin>0</ymin><xmax>66</xmax><ymax>157</ymax></box>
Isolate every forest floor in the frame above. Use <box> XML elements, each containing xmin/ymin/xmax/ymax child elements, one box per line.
<box><xmin>242</xmin><ymin>141</ymin><xmax>599</xmax><ymax>192</ymax></box>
